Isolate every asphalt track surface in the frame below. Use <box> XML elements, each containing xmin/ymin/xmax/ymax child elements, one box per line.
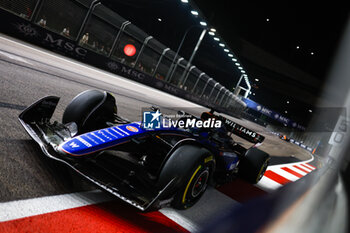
<box><xmin>0</xmin><ymin>34</ymin><xmax>317</xmax><ymax>232</ymax></box>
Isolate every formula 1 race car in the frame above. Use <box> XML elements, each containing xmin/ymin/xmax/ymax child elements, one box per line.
<box><xmin>279</xmin><ymin>134</ymin><xmax>291</xmax><ymax>142</ymax></box>
<box><xmin>19</xmin><ymin>90</ymin><xmax>270</xmax><ymax>211</ymax></box>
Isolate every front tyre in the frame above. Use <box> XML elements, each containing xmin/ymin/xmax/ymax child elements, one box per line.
<box><xmin>172</xmin><ymin>152</ymin><xmax>215</xmax><ymax>209</ymax></box>
<box><xmin>62</xmin><ymin>90</ymin><xmax>117</xmax><ymax>134</ymax></box>
<box><xmin>157</xmin><ymin>145</ymin><xmax>215</xmax><ymax>210</ymax></box>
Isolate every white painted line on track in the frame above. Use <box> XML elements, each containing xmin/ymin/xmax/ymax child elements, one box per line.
<box><xmin>256</xmin><ymin>154</ymin><xmax>315</xmax><ymax>191</ymax></box>
<box><xmin>159</xmin><ymin>209</ymin><xmax>198</xmax><ymax>233</ymax></box>
<box><xmin>159</xmin><ymin>187</ymin><xmax>240</xmax><ymax>233</ymax></box>
<box><xmin>0</xmin><ymin>187</ymin><xmax>238</xmax><ymax>233</ymax></box>
<box><xmin>268</xmin><ymin>167</ymin><xmax>300</xmax><ymax>182</ymax></box>
<box><xmin>0</xmin><ymin>190</ymin><xmax>113</xmax><ymax>222</ymax></box>
<box><xmin>257</xmin><ymin>176</ymin><xmax>283</xmax><ymax>192</ymax></box>
<box><xmin>268</xmin><ymin>154</ymin><xmax>314</xmax><ymax>169</ymax></box>
<box><xmin>303</xmin><ymin>163</ymin><xmax>316</xmax><ymax>170</ymax></box>
<box><xmin>287</xmin><ymin>166</ymin><xmax>309</xmax><ymax>176</ymax></box>
<box><xmin>0</xmin><ymin>50</ymin><xmax>32</xmax><ymax>65</ymax></box>
<box><xmin>298</xmin><ymin>164</ymin><xmax>313</xmax><ymax>172</ymax></box>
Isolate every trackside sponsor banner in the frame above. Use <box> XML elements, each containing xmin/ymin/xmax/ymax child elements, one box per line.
<box><xmin>242</xmin><ymin>97</ymin><xmax>305</xmax><ymax>130</ymax></box>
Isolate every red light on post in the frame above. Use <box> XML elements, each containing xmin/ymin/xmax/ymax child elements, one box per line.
<box><xmin>124</xmin><ymin>44</ymin><xmax>136</xmax><ymax>56</ymax></box>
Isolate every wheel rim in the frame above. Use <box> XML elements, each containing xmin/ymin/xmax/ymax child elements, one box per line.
<box><xmin>258</xmin><ymin>159</ymin><xmax>269</xmax><ymax>181</ymax></box>
<box><xmin>191</xmin><ymin>170</ymin><xmax>209</xmax><ymax>198</ymax></box>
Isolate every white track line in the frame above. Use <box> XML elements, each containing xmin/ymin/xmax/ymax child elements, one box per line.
<box><xmin>299</xmin><ymin>164</ymin><xmax>314</xmax><ymax>172</ymax></box>
<box><xmin>268</xmin><ymin>154</ymin><xmax>314</xmax><ymax>169</ymax></box>
<box><xmin>256</xmin><ymin>154</ymin><xmax>315</xmax><ymax>191</ymax></box>
<box><xmin>0</xmin><ymin>50</ymin><xmax>32</xmax><ymax>65</ymax></box>
<box><xmin>257</xmin><ymin>176</ymin><xmax>282</xmax><ymax>192</ymax></box>
<box><xmin>0</xmin><ymin>190</ymin><xmax>113</xmax><ymax>222</ymax></box>
<box><xmin>268</xmin><ymin>167</ymin><xmax>300</xmax><ymax>182</ymax></box>
<box><xmin>303</xmin><ymin>163</ymin><xmax>316</xmax><ymax>170</ymax></box>
<box><xmin>287</xmin><ymin>165</ymin><xmax>309</xmax><ymax>176</ymax></box>
<box><xmin>0</xmin><ymin>187</ymin><xmax>239</xmax><ymax>233</ymax></box>
<box><xmin>159</xmin><ymin>187</ymin><xmax>240</xmax><ymax>233</ymax></box>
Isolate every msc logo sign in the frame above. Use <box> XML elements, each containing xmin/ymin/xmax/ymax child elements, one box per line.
<box><xmin>142</xmin><ymin>110</ymin><xmax>161</xmax><ymax>129</ymax></box>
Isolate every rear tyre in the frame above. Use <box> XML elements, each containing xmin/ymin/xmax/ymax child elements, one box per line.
<box><xmin>238</xmin><ymin>148</ymin><xmax>270</xmax><ymax>184</ymax></box>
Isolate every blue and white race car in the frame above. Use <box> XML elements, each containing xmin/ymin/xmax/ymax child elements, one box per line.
<box><xmin>19</xmin><ymin>90</ymin><xmax>269</xmax><ymax>211</ymax></box>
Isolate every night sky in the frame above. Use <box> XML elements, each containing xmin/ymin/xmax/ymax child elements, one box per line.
<box><xmin>195</xmin><ymin>1</ymin><xmax>349</xmax><ymax>79</ymax></box>
<box><xmin>101</xmin><ymin>0</ymin><xmax>349</xmax><ymax>125</ymax></box>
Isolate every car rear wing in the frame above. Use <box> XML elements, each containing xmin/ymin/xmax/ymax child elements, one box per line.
<box><xmin>218</xmin><ymin>116</ymin><xmax>265</xmax><ymax>144</ymax></box>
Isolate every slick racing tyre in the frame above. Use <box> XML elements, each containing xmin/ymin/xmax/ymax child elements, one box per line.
<box><xmin>157</xmin><ymin>145</ymin><xmax>215</xmax><ymax>209</ymax></box>
<box><xmin>173</xmin><ymin>160</ymin><xmax>212</xmax><ymax>209</ymax></box>
<box><xmin>238</xmin><ymin>147</ymin><xmax>270</xmax><ymax>184</ymax></box>
<box><xmin>62</xmin><ymin>90</ymin><xmax>117</xmax><ymax>134</ymax></box>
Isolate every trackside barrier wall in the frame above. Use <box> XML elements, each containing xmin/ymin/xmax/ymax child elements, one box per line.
<box><xmin>0</xmin><ymin>0</ymin><xmax>246</xmax><ymax>116</ymax></box>
<box><xmin>266</xmin><ymin>125</ymin><xmax>325</xmax><ymax>155</ymax></box>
